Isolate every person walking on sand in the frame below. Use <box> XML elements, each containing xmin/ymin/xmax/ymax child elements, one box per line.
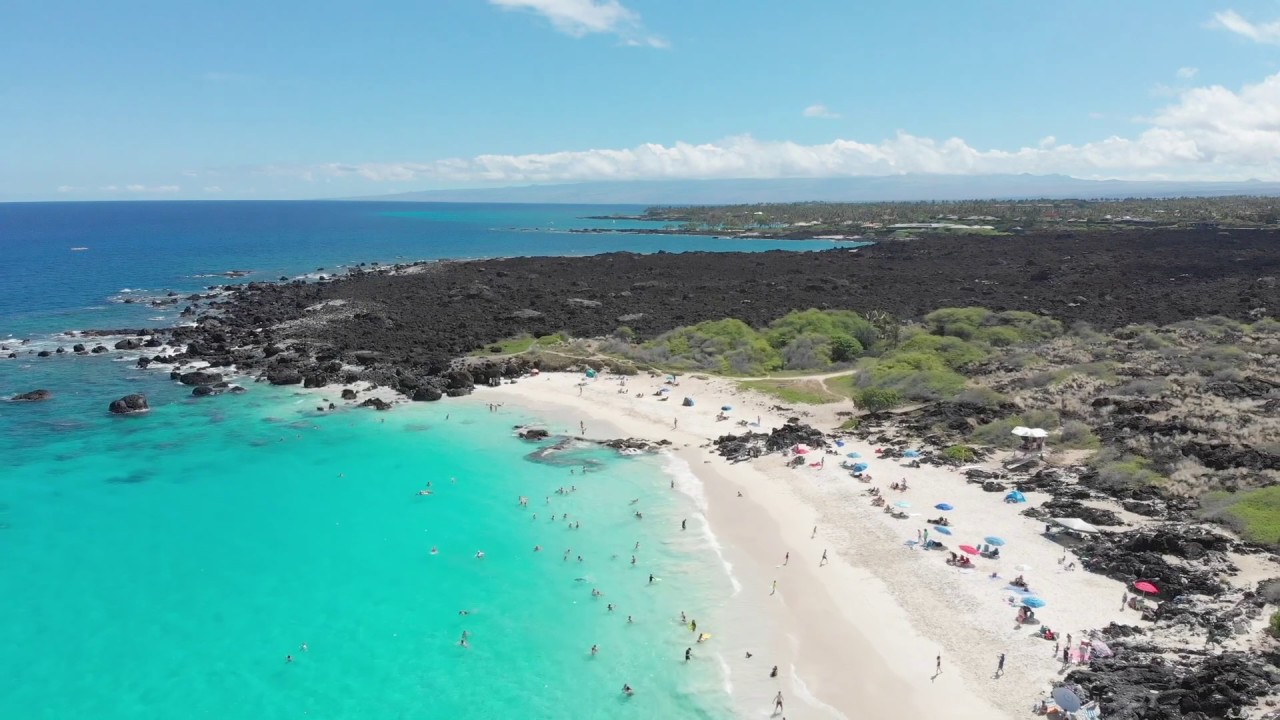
<box><xmin>936</xmin><ymin>655</ymin><xmax>942</xmax><ymax>675</ymax></box>
<box><xmin>772</xmin><ymin>691</ymin><xmax>784</xmax><ymax>715</ymax></box>
<box><xmin>770</xmin><ymin>580</ymin><xmax>777</xmax><ymax>596</ymax></box>
<box><xmin>996</xmin><ymin>652</ymin><xmax>1005</xmax><ymax>677</ymax></box>
<box><xmin>811</xmin><ymin>526</ymin><xmax>817</xmax><ymax>539</ymax></box>
<box><xmin>783</xmin><ymin>552</ymin><xmax>789</xmax><ymax>566</ymax></box>
<box><xmin>673</xmin><ymin>417</ymin><xmax>678</xmax><ymax>429</ymax></box>
<box><xmin>819</xmin><ymin>549</ymin><xmax>828</xmax><ymax>566</ymax></box>
<box><xmin>681</xmin><ymin>519</ymin><xmax>686</xmax><ymax>531</ymax></box>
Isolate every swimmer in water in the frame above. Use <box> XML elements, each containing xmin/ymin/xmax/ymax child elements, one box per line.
<box><xmin>534</xmin><ymin>545</ymin><xmax>542</xmax><ymax>552</ymax></box>
<box><xmin>286</xmin><ymin>655</ymin><xmax>293</xmax><ymax>663</ymax></box>
<box><xmin>590</xmin><ymin>644</ymin><xmax>598</xmax><ymax>655</ymax></box>
<box><xmin>300</xmin><ymin>643</ymin><xmax>308</xmax><ymax>652</ymax></box>
<box><xmin>430</xmin><ymin>547</ymin><xmax>438</xmax><ymax>555</ymax></box>
<box><xmin>622</xmin><ymin>684</ymin><xmax>634</xmax><ymax>696</ymax></box>
<box><xmin>418</xmin><ymin>490</ymin><xmax>432</xmax><ymax>496</ymax></box>
<box><xmin>475</xmin><ymin>551</ymin><xmax>485</xmax><ymax>559</ymax></box>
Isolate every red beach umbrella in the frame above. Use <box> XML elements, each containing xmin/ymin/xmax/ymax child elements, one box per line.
<box><xmin>958</xmin><ymin>545</ymin><xmax>979</xmax><ymax>555</ymax></box>
<box><xmin>1133</xmin><ymin>581</ymin><xmax>1158</xmax><ymax>595</ymax></box>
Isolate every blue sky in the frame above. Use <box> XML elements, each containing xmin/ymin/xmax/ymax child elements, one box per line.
<box><xmin>3</xmin><ymin>0</ymin><xmax>1280</xmax><ymax>200</ymax></box>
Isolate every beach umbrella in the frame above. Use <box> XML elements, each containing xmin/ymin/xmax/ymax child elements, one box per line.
<box><xmin>1004</xmin><ymin>491</ymin><xmax>1026</xmax><ymax>503</ymax></box>
<box><xmin>935</xmin><ymin>503</ymin><xmax>954</xmax><ymax>511</ymax></box>
<box><xmin>1133</xmin><ymin>580</ymin><xmax>1158</xmax><ymax>595</ymax></box>
<box><xmin>1053</xmin><ymin>517</ymin><xmax>1099</xmax><ymax>534</ymax></box>
<box><xmin>852</xmin><ymin>463</ymin><xmax>869</xmax><ymax>472</ymax></box>
<box><xmin>1051</xmin><ymin>687</ymin><xmax>1081</xmax><ymax>713</ymax></box>
<box><xmin>958</xmin><ymin>544</ymin><xmax>979</xmax><ymax>555</ymax></box>
<box><xmin>984</xmin><ymin>536</ymin><xmax>1006</xmax><ymax>546</ymax></box>
<box><xmin>931</xmin><ymin>525</ymin><xmax>952</xmax><ymax>535</ymax></box>
<box><xmin>1022</xmin><ymin>596</ymin><xmax>1046</xmax><ymax>608</ymax></box>
<box><xmin>720</xmin><ymin>405</ymin><xmax>732</xmax><ymax>411</ymax></box>
<box><xmin>895</xmin><ymin>501</ymin><xmax>912</xmax><ymax>508</ymax></box>
<box><xmin>903</xmin><ymin>450</ymin><xmax>920</xmax><ymax>458</ymax></box>
<box><xmin>846</xmin><ymin>452</ymin><xmax>861</xmax><ymax>458</ymax></box>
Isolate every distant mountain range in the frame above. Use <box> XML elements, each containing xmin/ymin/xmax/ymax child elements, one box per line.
<box><xmin>346</xmin><ymin>174</ymin><xmax>1280</xmax><ymax>205</ymax></box>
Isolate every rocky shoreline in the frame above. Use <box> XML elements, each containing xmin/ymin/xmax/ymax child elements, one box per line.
<box><xmin>15</xmin><ymin>227</ymin><xmax>1264</xmax><ymax>409</ymax></box>
<box><xmin>710</xmin><ymin>419</ymin><xmax>1279</xmax><ymax>719</ymax></box>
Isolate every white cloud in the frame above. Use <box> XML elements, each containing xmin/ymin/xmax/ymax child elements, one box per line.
<box><xmin>802</xmin><ymin>103</ymin><xmax>840</xmax><ymax>119</ymax></box>
<box><xmin>1176</xmin><ymin>66</ymin><xmax>1198</xmax><ymax>80</ymax></box>
<box><xmin>204</xmin><ymin>185</ymin><xmax>223</xmax><ymax>193</ymax></box>
<box><xmin>489</xmin><ymin>0</ymin><xmax>666</xmax><ymax>46</ymax></box>
<box><xmin>1211</xmin><ymin>9</ymin><xmax>1280</xmax><ymax>44</ymax></box>
<box><xmin>270</xmin><ymin>71</ymin><xmax>1280</xmax><ymax>183</ymax></box>
<box><xmin>99</xmin><ymin>184</ymin><xmax>181</xmax><ymax>193</ymax></box>
<box><xmin>57</xmin><ymin>185</ymin><xmax>75</xmax><ymax>193</ymax></box>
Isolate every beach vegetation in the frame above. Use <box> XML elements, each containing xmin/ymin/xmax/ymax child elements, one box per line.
<box><xmin>969</xmin><ymin>410</ymin><xmax>1061</xmax><ymax>448</ymax></box>
<box><xmin>1199</xmin><ymin>487</ymin><xmax>1280</xmax><ymax>545</ymax></box>
<box><xmin>953</xmin><ymin>387</ymin><xmax>1009</xmax><ymax>408</ymax></box>
<box><xmin>536</xmin><ymin>332</ymin><xmax>569</xmax><ymax>346</ymax></box>
<box><xmin>1270</xmin><ymin>611</ymin><xmax>1280</xmax><ymax>638</ymax></box>
<box><xmin>943</xmin><ymin>445</ymin><xmax>977</xmax><ymax>462</ymax></box>
<box><xmin>852</xmin><ymin>387</ymin><xmax>902</xmax><ymax>411</ymax></box>
<box><xmin>634</xmin><ymin>319</ymin><xmax>782</xmax><ymax>375</ymax></box>
<box><xmin>764</xmin><ymin>309</ymin><xmax>877</xmax><ymax>356</ymax></box>
<box><xmin>739</xmin><ymin>379</ymin><xmax>842</xmax><ymax>405</ymax></box>
<box><xmin>473</xmin><ymin>334</ymin><xmax>535</xmax><ymax>355</ymax></box>
<box><xmin>1089</xmin><ymin>449</ymin><xmax>1165</xmax><ymax>488</ymax></box>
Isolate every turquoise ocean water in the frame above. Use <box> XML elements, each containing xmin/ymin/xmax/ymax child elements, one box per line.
<box><xmin>0</xmin><ymin>202</ymin><xmax>859</xmax><ymax>719</ymax></box>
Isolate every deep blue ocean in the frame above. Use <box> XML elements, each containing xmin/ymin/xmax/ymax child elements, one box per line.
<box><xmin>0</xmin><ymin>202</ymin><xmax>857</xmax><ymax>720</ymax></box>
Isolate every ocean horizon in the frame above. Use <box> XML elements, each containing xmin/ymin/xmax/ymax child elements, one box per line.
<box><xmin>0</xmin><ymin>202</ymin><xmax>853</xmax><ymax>719</ymax></box>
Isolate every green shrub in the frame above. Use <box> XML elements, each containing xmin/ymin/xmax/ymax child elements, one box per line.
<box><xmin>943</xmin><ymin>445</ymin><xmax>977</xmax><ymax>462</ymax></box>
<box><xmin>973</xmin><ymin>325</ymin><xmax>1024</xmax><ymax>347</ymax></box>
<box><xmin>1270</xmin><ymin>611</ymin><xmax>1280</xmax><ymax>638</ymax></box>
<box><xmin>924</xmin><ymin>307</ymin><xmax>992</xmax><ymax>339</ymax></box>
<box><xmin>614</xmin><ymin>326</ymin><xmax>635</xmax><ymax>341</ymax></box>
<box><xmin>536</xmin><ymin>332</ymin><xmax>568</xmax><ymax>346</ymax></box>
<box><xmin>765</xmin><ymin>309</ymin><xmax>877</xmax><ymax>355</ymax></box>
<box><xmin>635</xmin><ymin>319</ymin><xmax>782</xmax><ymax>375</ymax></box>
<box><xmin>896</xmin><ymin>334</ymin><xmax>988</xmax><ymax>369</ymax></box>
<box><xmin>954</xmin><ymin>387</ymin><xmax>1009</xmax><ymax>408</ymax></box>
<box><xmin>779</xmin><ymin>332</ymin><xmax>834</xmax><ymax>370</ymax></box>
<box><xmin>1200</xmin><ymin>487</ymin><xmax>1280</xmax><ymax>545</ymax></box>
<box><xmin>829</xmin><ymin>334</ymin><xmax>864</xmax><ymax>363</ymax></box>
<box><xmin>1058</xmin><ymin>420</ymin><xmax>1100</xmax><ymax>449</ymax></box>
<box><xmin>1250</xmin><ymin>317</ymin><xmax>1280</xmax><ymax>334</ymax></box>
<box><xmin>854</xmin><ymin>387</ymin><xmax>902</xmax><ymax>411</ymax></box>
<box><xmin>1090</xmin><ymin>450</ymin><xmax>1164</xmax><ymax>487</ymax></box>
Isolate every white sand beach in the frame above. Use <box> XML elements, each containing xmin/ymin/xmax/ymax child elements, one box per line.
<box><xmin>462</xmin><ymin>370</ymin><xmax>1277</xmax><ymax>719</ymax></box>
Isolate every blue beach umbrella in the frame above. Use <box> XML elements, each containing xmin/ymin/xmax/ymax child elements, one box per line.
<box><xmin>935</xmin><ymin>503</ymin><xmax>954</xmax><ymax>511</ymax></box>
<box><xmin>1052</xmin><ymin>687</ymin><xmax>1081</xmax><ymax>712</ymax></box>
<box><xmin>835</xmin><ymin>440</ymin><xmax>845</xmax><ymax>447</ymax></box>
<box><xmin>931</xmin><ymin>525</ymin><xmax>952</xmax><ymax>535</ymax></box>
<box><xmin>984</xmin><ymin>536</ymin><xmax>1006</xmax><ymax>546</ymax></box>
<box><xmin>721</xmin><ymin>405</ymin><xmax>732</xmax><ymax>411</ymax></box>
<box><xmin>1022</xmin><ymin>596</ymin><xmax>1046</xmax><ymax>608</ymax></box>
<box><xmin>903</xmin><ymin>450</ymin><xmax>920</xmax><ymax>458</ymax></box>
<box><xmin>846</xmin><ymin>452</ymin><xmax>861</xmax><ymax>458</ymax></box>
<box><xmin>852</xmin><ymin>463</ymin><xmax>869</xmax><ymax>472</ymax></box>
<box><xmin>1004</xmin><ymin>491</ymin><xmax>1026</xmax><ymax>503</ymax></box>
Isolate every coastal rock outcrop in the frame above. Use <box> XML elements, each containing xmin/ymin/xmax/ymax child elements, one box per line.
<box><xmin>340</xmin><ymin>388</ymin><xmax>358</xmax><ymax>400</ymax></box>
<box><xmin>114</xmin><ymin>338</ymin><xmax>142</xmax><ymax>350</ymax></box>
<box><xmin>411</xmin><ymin>387</ymin><xmax>443</xmax><ymax>402</ymax></box>
<box><xmin>179</xmin><ymin>370</ymin><xmax>223</xmax><ymax>386</ymax></box>
<box><xmin>11</xmin><ymin>389</ymin><xmax>52</xmax><ymax>402</ymax></box>
<box><xmin>108</xmin><ymin>394</ymin><xmax>149</xmax><ymax>414</ymax></box>
<box><xmin>266</xmin><ymin>368</ymin><xmax>303</xmax><ymax>385</ymax></box>
<box><xmin>359</xmin><ymin>397</ymin><xmax>393</xmax><ymax>411</ymax></box>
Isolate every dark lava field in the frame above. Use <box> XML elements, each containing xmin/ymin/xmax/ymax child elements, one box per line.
<box><xmin>169</xmin><ymin>228</ymin><xmax>1278</xmax><ymax>374</ymax></box>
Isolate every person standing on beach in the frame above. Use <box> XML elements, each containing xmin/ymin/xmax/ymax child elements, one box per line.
<box><xmin>773</xmin><ymin>691</ymin><xmax>784</xmax><ymax>714</ymax></box>
<box><xmin>811</xmin><ymin>526</ymin><xmax>817</xmax><ymax>539</ymax></box>
<box><xmin>936</xmin><ymin>655</ymin><xmax>942</xmax><ymax>674</ymax></box>
<box><xmin>673</xmin><ymin>417</ymin><xmax>678</xmax><ymax>429</ymax></box>
<box><xmin>783</xmin><ymin>552</ymin><xmax>789</xmax><ymax>566</ymax></box>
<box><xmin>819</xmin><ymin>549</ymin><xmax>828</xmax><ymax>566</ymax></box>
<box><xmin>770</xmin><ymin>580</ymin><xmax>777</xmax><ymax>595</ymax></box>
<box><xmin>681</xmin><ymin>519</ymin><xmax>686</xmax><ymax>531</ymax></box>
<box><xmin>996</xmin><ymin>653</ymin><xmax>1005</xmax><ymax>677</ymax></box>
